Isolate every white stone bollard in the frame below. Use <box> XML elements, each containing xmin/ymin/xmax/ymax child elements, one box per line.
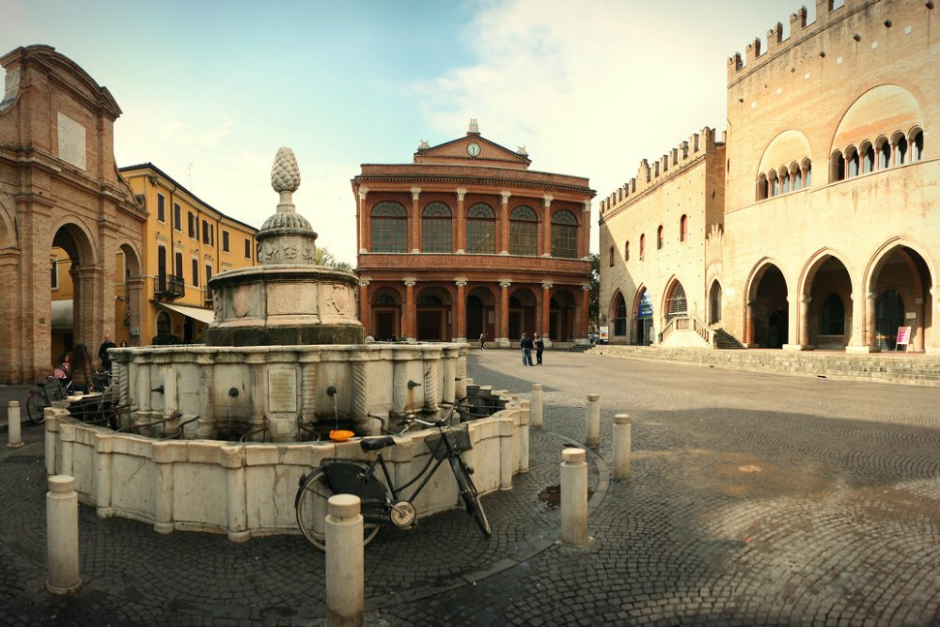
<box><xmin>561</xmin><ymin>448</ymin><xmax>588</xmax><ymax>547</ymax></box>
<box><xmin>519</xmin><ymin>400</ymin><xmax>531</xmax><ymax>473</ymax></box>
<box><xmin>46</xmin><ymin>475</ymin><xmax>81</xmax><ymax>594</ymax></box>
<box><xmin>325</xmin><ymin>494</ymin><xmax>364</xmax><ymax>627</ymax></box>
<box><xmin>6</xmin><ymin>401</ymin><xmax>22</xmax><ymax>448</ymax></box>
<box><xmin>531</xmin><ymin>383</ymin><xmax>544</xmax><ymax>428</ymax></box>
<box><xmin>586</xmin><ymin>394</ymin><xmax>600</xmax><ymax>447</ymax></box>
<box><xmin>613</xmin><ymin>413</ymin><xmax>632</xmax><ymax>480</ymax></box>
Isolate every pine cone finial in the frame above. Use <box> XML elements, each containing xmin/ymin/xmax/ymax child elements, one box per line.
<box><xmin>271</xmin><ymin>147</ymin><xmax>301</xmax><ymax>193</ymax></box>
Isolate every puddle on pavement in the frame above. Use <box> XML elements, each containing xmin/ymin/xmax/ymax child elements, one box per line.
<box><xmin>538</xmin><ymin>484</ymin><xmax>594</xmax><ymax>510</ymax></box>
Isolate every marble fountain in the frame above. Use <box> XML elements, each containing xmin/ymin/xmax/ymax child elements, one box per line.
<box><xmin>44</xmin><ymin>148</ymin><xmax>529</xmax><ymax>541</ymax></box>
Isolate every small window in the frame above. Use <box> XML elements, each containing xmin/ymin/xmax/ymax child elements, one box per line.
<box><xmin>624</xmin><ymin>241</ymin><xmax>630</xmax><ymax>261</ymax></box>
<box><xmin>781</xmin><ymin>170</ymin><xmax>790</xmax><ymax>193</ymax></box>
<box><xmin>757</xmin><ymin>174</ymin><xmax>768</xmax><ymax>200</ymax></box>
<box><xmin>803</xmin><ymin>161</ymin><xmax>812</xmax><ymax>187</ymax></box>
<box><xmin>894</xmin><ymin>135</ymin><xmax>908</xmax><ymax>165</ymax></box>
<box><xmin>157</xmin><ymin>194</ymin><xmax>166</xmax><ymax>222</ymax></box>
<box><xmin>174</xmin><ymin>252</ymin><xmax>183</xmax><ymax>279</ymax></box>
<box><xmin>550</xmin><ymin>210</ymin><xmax>578</xmax><ymax>258</ymax></box>
<box><xmin>188</xmin><ymin>212</ymin><xmax>196</xmax><ymax>238</ymax></box>
<box><xmin>206</xmin><ymin>264</ymin><xmax>213</xmax><ymax>284</ymax></box>
<box><xmin>244</xmin><ymin>238</ymin><xmax>251</xmax><ymax>259</ymax></box>
<box><xmin>846</xmin><ymin>147</ymin><xmax>859</xmax><ymax>178</ymax></box>
<box><xmin>656</xmin><ymin>225</ymin><xmax>663</xmax><ymax>250</ymax></box>
<box><xmin>222</xmin><ymin>230</ymin><xmax>230</xmax><ymax>253</ymax></box>
<box><xmin>877</xmin><ymin>140</ymin><xmax>891</xmax><ymax>169</ymax></box>
<box><xmin>639</xmin><ymin>234</ymin><xmax>646</xmax><ymax>260</ymax></box>
<box><xmin>202</xmin><ymin>220</ymin><xmax>212</xmax><ymax>245</ymax></box>
<box><xmin>770</xmin><ymin>172</ymin><xmax>779</xmax><ymax>196</ymax></box>
<box><xmin>51</xmin><ymin>261</ymin><xmax>58</xmax><ymax>289</ymax></box>
<box><xmin>608</xmin><ymin>246</ymin><xmax>614</xmax><ymax>267</ymax></box>
<box><xmin>680</xmin><ymin>215</ymin><xmax>688</xmax><ymax>242</ymax></box>
<box><xmin>192</xmin><ymin>258</ymin><xmax>199</xmax><ymax>287</ymax></box>
<box><xmin>912</xmin><ymin>130</ymin><xmax>924</xmax><ymax>161</ymax></box>
<box><xmin>173</xmin><ymin>203</ymin><xmax>182</xmax><ymax>231</ymax></box>
<box><xmin>831</xmin><ymin>151</ymin><xmax>845</xmax><ymax>181</ymax></box>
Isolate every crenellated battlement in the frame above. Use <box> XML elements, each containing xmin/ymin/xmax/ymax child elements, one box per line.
<box><xmin>600</xmin><ymin>127</ymin><xmax>721</xmax><ymax>218</ymax></box>
<box><xmin>727</xmin><ymin>0</ymin><xmax>880</xmax><ymax>85</ymax></box>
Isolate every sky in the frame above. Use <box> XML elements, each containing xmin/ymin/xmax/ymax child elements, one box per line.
<box><xmin>2</xmin><ymin>0</ymin><xmax>815</xmax><ymax>265</ymax></box>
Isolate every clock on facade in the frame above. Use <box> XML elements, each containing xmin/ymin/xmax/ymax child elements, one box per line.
<box><xmin>467</xmin><ymin>142</ymin><xmax>481</xmax><ymax>157</ymax></box>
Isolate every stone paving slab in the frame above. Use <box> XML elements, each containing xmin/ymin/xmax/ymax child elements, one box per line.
<box><xmin>1</xmin><ymin>350</ymin><xmax>939</xmax><ymax>626</ymax></box>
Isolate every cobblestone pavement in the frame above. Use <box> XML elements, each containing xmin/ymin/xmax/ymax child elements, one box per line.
<box><xmin>1</xmin><ymin>350</ymin><xmax>938</xmax><ymax>626</ymax></box>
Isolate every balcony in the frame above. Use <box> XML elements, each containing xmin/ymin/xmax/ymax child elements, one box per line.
<box><xmin>156</xmin><ymin>274</ymin><xmax>185</xmax><ymax>300</ymax></box>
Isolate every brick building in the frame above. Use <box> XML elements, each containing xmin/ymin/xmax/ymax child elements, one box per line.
<box><xmin>0</xmin><ymin>45</ymin><xmax>146</xmax><ymax>383</ymax></box>
<box><xmin>600</xmin><ymin>0</ymin><xmax>939</xmax><ymax>354</ymax></box>
<box><xmin>353</xmin><ymin>122</ymin><xmax>594</xmax><ymax>346</ymax></box>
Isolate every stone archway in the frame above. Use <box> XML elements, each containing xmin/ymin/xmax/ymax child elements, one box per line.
<box><xmin>866</xmin><ymin>242</ymin><xmax>934</xmax><ymax>351</ymax></box>
<box><xmin>466</xmin><ymin>286</ymin><xmax>495</xmax><ymax>343</ymax></box>
<box><xmin>632</xmin><ymin>286</ymin><xmax>654</xmax><ymax>345</ymax></box>
<box><xmin>416</xmin><ymin>285</ymin><xmax>452</xmax><ymax>341</ymax></box>
<box><xmin>549</xmin><ymin>288</ymin><xmax>577</xmax><ymax>342</ymax></box>
<box><xmin>116</xmin><ymin>243</ymin><xmax>144</xmax><ymax>346</ymax></box>
<box><xmin>50</xmin><ymin>222</ymin><xmax>99</xmax><ymax>363</ymax></box>
<box><xmin>800</xmin><ymin>252</ymin><xmax>854</xmax><ymax>349</ymax></box>
<box><xmin>709</xmin><ymin>280</ymin><xmax>722</xmax><ymax>325</ymax></box>
<box><xmin>746</xmin><ymin>262</ymin><xmax>789</xmax><ymax>348</ymax></box>
<box><xmin>609</xmin><ymin>291</ymin><xmax>627</xmax><ymax>340</ymax></box>
<box><xmin>508</xmin><ymin>287</ymin><xmax>537</xmax><ymax>341</ymax></box>
<box><xmin>371</xmin><ymin>286</ymin><xmax>403</xmax><ymax>340</ymax></box>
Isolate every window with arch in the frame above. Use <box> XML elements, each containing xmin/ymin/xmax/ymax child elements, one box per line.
<box><xmin>893</xmin><ymin>133</ymin><xmax>908</xmax><ymax>165</ymax></box>
<box><xmin>679</xmin><ymin>215</ymin><xmax>688</xmax><ymax>242</ymax></box>
<box><xmin>550</xmin><ymin>210</ymin><xmax>578</xmax><ymax>258</ymax></box>
<box><xmin>820</xmin><ymin>293</ymin><xmax>845</xmax><ymax>335</ymax></box>
<box><xmin>370</xmin><ymin>202</ymin><xmax>408</xmax><ymax>253</ymax></box>
<box><xmin>666</xmin><ymin>282</ymin><xmax>688</xmax><ymax>318</ymax></box>
<box><xmin>156</xmin><ymin>311</ymin><xmax>171</xmax><ymax>336</ymax></box>
<box><xmin>608</xmin><ymin>246</ymin><xmax>614</xmax><ymax>267</ymax></box>
<box><xmin>876</xmin><ymin>138</ymin><xmax>891</xmax><ymax>169</ymax></box>
<box><xmin>803</xmin><ymin>159</ymin><xmax>812</xmax><ymax>187</ymax></box>
<box><xmin>779</xmin><ymin>167</ymin><xmax>790</xmax><ymax>193</ymax></box>
<box><xmin>911</xmin><ymin>128</ymin><xmax>924</xmax><ymax>161</ymax></box>
<box><xmin>509</xmin><ymin>205</ymin><xmax>538</xmax><ymax>256</ymax></box>
<box><xmin>613</xmin><ymin>292</ymin><xmax>627</xmax><ymax>337</ymax></box>
<box><xmin>624</xmin><ymin>241</ymin><xmax>630</xmax><ymax>261</ymax></box>
<box><xmin>467</xmin><ymin>203</ymin><xmax>496</xmax><ymax>254</ymax></box>
<box><xmin>846</xmin><ymin>146</ymin><xmax>859</xmax><ymax>178</ymax></box>
<box><xmin>757</xmin><ymin>173</ymin><xmax>769</xmax><ymax>200</ymax></box>
<box><xmin>831</xmin><ymin>151</ymin><xmax>845</xmax><ymax>182</ymax></box>
<box><xmin>770</xmin><ymin>171</ymin><xmax>779</xmax><ymax>197</ymax></box>
<box><xmin>656</xmin><ymin>225</ymin><xmax>664</xmax><ymax>249</ymax></box>
<box><xmin>421</xmin><ymin>202</ymin><xmax>451</xmax><ymax>253</ymax></box>
<box><xmin>375</xmin><ymin>294</ymin><xmax>397</xmax><ymax>306</ymax></box>
<box><xmin>861</xmin><ymin>142</ymin><xmax>875</xmax><ymax>174</ymax></box>
<box><xmin>791</xmin><ymin>163</ymin><xmax>802</xmax><ymax>191</ymax></box>
<box><xmin>639</xmin><ymin>234</ymin><xmax>646</xmax><ymax>260</ymax></box>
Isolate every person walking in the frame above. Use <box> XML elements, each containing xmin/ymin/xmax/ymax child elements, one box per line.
<box><xmin>98</xmin><ymin>333</ymin><xmax>116</xmax><ymax>372</ymax></box>
<box><xmin>70</xmin><ymin>344</ymin><xmax>93</xmax><ymax>394</ymax></box>
<box><xmin>520</xmin><ymin>333</ymin><xmax>534</xmax><ymax>366</ymax></box>
<box><xmin>534</xmin><ymin>333</ymin><xmax>545</xmax><ymax>365</ymax></box>
<box><xmin>479</xmin><ymin>332</ymin><xmax>487</xmax><ymax>350</ymax></box>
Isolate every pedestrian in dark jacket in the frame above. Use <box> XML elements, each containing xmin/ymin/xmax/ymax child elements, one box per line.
<box><xmin>520</xmin><ymin>334</ymin><xmax>534</xmax><ymax>366</ymax></box>
<box><xmin>534</xmin><ymin>333</ymin><xmax>545</xmax><ymax>365</ymax></box>
<box><xmin>98</xmin><ymin>334</ymin><xmax>116</xmax><ymax>372</ymax></box>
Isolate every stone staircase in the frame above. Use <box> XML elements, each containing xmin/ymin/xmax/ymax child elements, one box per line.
<box><xmin>587</xmin><ymin>345</ymin><xmax>940</xmax><ymax>386</ymax></box>
<box><xmin>714</xmin><ymin>328</ymin><xmax>745</xmax><ymax>349</ymax></box>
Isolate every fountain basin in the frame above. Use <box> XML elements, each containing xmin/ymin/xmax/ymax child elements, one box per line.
<box><xmin>44</xmin><ymin>398</ymin><xmax>530</xmax><ymax>541</ymax></box>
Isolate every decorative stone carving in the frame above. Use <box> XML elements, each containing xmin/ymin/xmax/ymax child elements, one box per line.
<box><xmin>271</xmin><ymin>147</ymin><xmax>301</xmax><ymax>193</ymax></box>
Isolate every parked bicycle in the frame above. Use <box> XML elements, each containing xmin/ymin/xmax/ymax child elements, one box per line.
<box><xmin>294</xmin><ymin>400</ymin><xmax>491</xmax><ymax>550</ymax></box>
<box><xmin>26</xmin><ymin>376</ymin><xmax>73</xmax><ymax>424</ymax></box>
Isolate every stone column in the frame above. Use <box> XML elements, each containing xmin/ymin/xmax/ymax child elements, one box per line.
<box><xmin>800</xmin><ymin>295</ymin><xmax>812</xmax><ymax>349</ymax></box>
<box><xmin>410</xmin><ymin>187</ymin><xmax>421</xmax><ymax>253</ymax></box>
<box><xmin>456</xmin><ymin>346</ymin><xmax>468</xmax><ymax>398</ymax></box>
<box><xmin>46</xmin><ymin>475</ymin><xmax>81</xmax><ymax>594</ymax></box>
<box><xmin>404</xmin><ymin>278</ymin><xmax>417</xmax><ymax>341</ymax></box>
<box><xmin>222</xmin><ymin>445</ymin><xmax>249</xmax><ymax>542</ymax></box>
<box><xmin>579</xmin><ymin>283</ymin><xmax>591</xmax><ymax>343</ymax></box>
<box><xmin>351</xmin><ymin>356</ymin><xmax>371</xmax><ymax>432</ymax></box>
<box><xmin>499</xmin><ymin>191</ymin><xmax>511</xmax><ymax>255</ymax></box>
<box><xmin>455</xmin><ymin>188</ymin><xmax>466</xmax><ymax>254</ymax></box>
<box><xmin>560</xmin><ymin>448</ymin><xmax>588</xmax><ymax>548</ymax></box>
<box><xmin>422</xmin><ymin>350</ymin><xmax>440</xmax><ymax>414</ymax></box>
<box><xmin>865</xmin><ymin>291</ymin><xmax>879</xmax><ymax>350</ymax></box>
<box><xmin>580</xmin><ymin>201</ymin><xmax>592</xmax><ymax>259</ymax></box>
<box><xmin>325</xmin><ymin>495</ymin><xmax>364</xmax><ymax>627</ymax></box>
<box><xmin>358</xmin><ymin>279</ymin><xmax>371</xmax><ymax>337</ymax></box>
<box><xmin>745</xmin><ymin>300</ymin><xmax>755</xmax><ymax>346</ymax></box>
<box><xmin>531</xmin><ymin>383</ymin><xmax>544</xmax><ymax>428</ymax></box>
<box><xmin>519</xmin><ymin>400</ymin><xmax>531</xmax><ymax>473</ymax></box>
<box><xmin>498</xmin><ymin>279</ymin><xmax>511</xmax><ymax>345</ymax></box>
<box><xmin>455</xmin><ymin>278</ymin><xmax>467</xmax><ymax>342</ymax></box>
<box><xmin>357</xmin><ymin>188</ymin><xmax>369</xmax><ymax>253</ymax></box>
<box><xmin>585</xmin><ymin>394</ymin><xmax>600</xmax><ymax>447</ymax></box>
<box><xmin>441</xmin><ymin>347</ymin><xmax>457</xmax><ymax>404</ymax></box>
<box><xmin>6</xmin><ymin>401</ymin><xmax>22</xmax><ymax>448</ymax></box>
<box><xmin>613</xmin><ymin>414</ymin><xmax>632</xmax><ymax>480</ymax></box>
<box><xmin>45</xmin><ymin>413</ymin><xmax>59</xmax><ymax>476</ymax></box>
<box><xmin>541</xmin><ymin>281</ymin><xmax>553</xmax><ymax>342</ymax></box>
<box><xmin>94</xmin><ymin>433</ymin><xmax>113</xmax><ymax>518</ymax></box>
<box><xmin>541</xmin><ymin>195</ymin><xmax>553</xmax><ymax>257</ymax></box>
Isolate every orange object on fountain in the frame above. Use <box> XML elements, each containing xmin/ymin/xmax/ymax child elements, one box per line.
<box><xmin>329</xmin><ymin>430</ymin><xmax>355</xmax><ymax>442</ymax></box>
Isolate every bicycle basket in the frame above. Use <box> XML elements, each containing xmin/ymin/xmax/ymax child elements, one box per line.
<box><xmin>425</xmin><ymin>426</ymin><xmax>472</xmax><ymax>460</ymax></box>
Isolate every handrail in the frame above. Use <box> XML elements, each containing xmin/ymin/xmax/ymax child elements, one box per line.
<box><xmin>660</xmin><ymin>315</ymin><xmax>713</xmax><ymax>346</ymax></box>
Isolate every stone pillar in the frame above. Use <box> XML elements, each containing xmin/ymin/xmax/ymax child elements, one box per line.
<box><xmin>536</xmin><ymin>194</ymin><xmax>552</xmax><ymax>257</ymax></box>
<box><xmin>498</xmin><ymin>279</ymin><xmax>511</xmax><ymax>345</ymax></box>
<box><xmin>325</xmin><ymin>495</ymin><xmax>364</xmax><ymax>627</ymax></box>
<box><xmin>391</xmin><ymin>348</ymin><xmax>410</xmax><ymax>416</ymax></box>
<box><xmin>541</xmin><ymin>281</ymin><xmax>553</xmax><ymax>342</ymax></box>
<box><xmin>499</xmin><ymin>416</ymin><xmax>514</xmax><ymax>490</ymax></box>
<box><xmin>196</xmin><ymin>354</ymin><xmax>215</xmax><ymax>438</ymax></box>
<box><xmin>357</xmin><ymin>187</ymin><xmax>369</xmax><ymax>253</ymax></box>
<box><xmin>351</xmin><ymin>356</ymin><xmax>371</xmax><ymax>432</ymax></box>
<box><xmin>519</xmin><ymin>400</ymin><xmax>531</xmax><ymax>473</ymax></box>
<box><xmin>531</xmin><ymin>383</ymin><xmax>544</xmax><ymax>428</ymax></box>
<box><xmin>441</xmin><ymin>347</ymin><xmax>456</xmax><ymax>404</ymax></box>
<box><xmin>152</xmin><ymin>442</ymin><xmax>176</xmax><ymax>534</ymax></box>
<box><xmin>456</xmin><ymin>346</ymin><xmax>468</xmax><ymax>399</ymax></box>
<box><xmin>455</xmin><ymin>188</ymin><xmax>467</xmax><ymax>254</ymax></box>
<box><xmin>865</xmin><ymin>291</ymin><xmax>879</xmax><ymax>350</ymax></box>
<box><xmin>222</xmin><ymin>445</ymin><xmax>249</xmax><ymax>542</ymax></box>
<box><xmin>580</xmin><ymin>201</ymin><xmax>592</xmax><ymax>259</ymax></box>
<box><xmin>46</xmin><ymin>475</ymin><xmax>81</xmax><ymax>594</ymax></box>
<box><xmin>358</xmin><ymin>279</ymin><xmax>371</xmax><ymax>337</ymax></box>
<box><xmin>613</xmin><ymin>414</ymin><xmax>632</xmax><ymax>480</ymax></box>
<box><xmin>6</xmin><ymin>401</ymin><xmax>22</xmax><ymax>448</ymax></box>
<box><xmin>45</xmin><ymin>413</ymin><xmax>59</xmax><ymax>475</ymax></box>
<box><xmin>422</xmin><ymin>351</ymin><xmax>440</xmax><ymax>414</ymax></box>
<box><xmin>126</xmin><ymin>277</ymin><xmax>144</xmax><ymax>344</ymax></box>
<box><xmin>560</xmin><ymin>448</ymin><xmax>588</xmax><ymax>548</ymax></box>
<box><xmin>404</xmin><ymin>278</ymin><xmax>417</xmax><ymax>341</ymax></box>
<box><xmin>585</xmin><ymin>393</ymin><xmax>600</xmax><ymax>446</ymax></box>
<box><xmin>94</xmin><ymin>433</ymin><xmax>113</xmax><ymax>518</ymax></box>
<box><xmin>578</xmin><ymin>283</ymin><xmax>591</xmax><ymax>343</ymax></box>
<box><xmin>800</xmin><ymin>295</ymin><xmax>812</xmax><ymax>348</ymax></box>
<box><xmin>454</xmin><ymin>278</ymin><xmax>467</xmax><ymax>343</ymax></box>
<box><xmin>499</xmin><ymin>191</ymin><xmax>511</xmax><ymax>255</ymax></box>
<box><xmin>745</xmin><ymin>300</ymin><xmax>755</xmax><ymax>346</ymax></box>
<box><xmin>410</xmin><ymin>187</ymin><xmax>421</xmax><ymax>254</ymax></box>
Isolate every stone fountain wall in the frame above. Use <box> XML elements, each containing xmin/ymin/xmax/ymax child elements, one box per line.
<box><xmin>109</xmin><ymin>344</ymin><xmax>469</xmax><ymax>440</ymax></box>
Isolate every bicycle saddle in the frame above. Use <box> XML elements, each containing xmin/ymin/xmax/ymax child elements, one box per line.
<box><xmin>360</xmin><ymin>436</ymin><xmax>396</xmax><ymax>452</ymax></box>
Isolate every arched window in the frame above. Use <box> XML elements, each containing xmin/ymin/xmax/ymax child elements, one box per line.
<box><xmin>679</xmin><ymin>215</ymin><xmax>688</xmax><ymax>242</ymax></box>
<box><xmin>757</xmin><ymin>173</ymin><xmax>769</xmax><ymax>200</ymax></box>
<box><xmin>831</xmin><ymin>151</ymin><xmax>845</xmax><ymax>181</ymax></box>
<box><xmin>550</xmin><ymin>210</ymin><xmax>578</xmax><ymax>258</ymax></box>
<box><xmin>770</xmin><ymin>171</ymin><xmax>780</xmax><ymax>196</ymax></box>
<box><xmin>466</xmin><ymin>203</ymin><xmax>496</xmax><ymax>254</ymax></box>
<box><xmin>608</xmin><ymin>246</ymin><xmax>614</xmax><ymax>267</ymax></box>
<box><xmin>613</xmin><ymin>293</ymin><xmax>627</xmax><ymax>337</ymax></box>
<box><xmin>666</xmin><ymin>282</ymin><xmax>687</xmax><ymax>318</ymax></box>
<box><xmin>876</xmin><ymin>138</ymin><xmax>891</xmax><ymax>169</ymax></box>
<box><xmin>846</xmin><ymin>146</ymin><xmax>859</xmax><ymax>178</ymax></box>
<box><xmin>375</xmin><ymin>294</ymin><xmax>396</xmax><ymax>306</ymax></box>
<box><xmin>820</xmin><ymin>293</ymin><xmax>845</xmax><ymax>335</ymax></box>
<box><xmin>417</xmin><ymin>294</ymin><xmax>443</xmax><ymax>306</ymax></box>
<box><xmin>911</xmin><ymin>129</ymin><xmax>924</xmax><ymax>161</ymax></box>
<box><xmin>709</xmin><ymin>281</ymin><xmax>722</xmax><ymax>324</ymax></box>
<box><xmin>791</xmin><ymin>163</ymin><xmax>802</xmax><ymax>191</ymax></box>
<box><xmin>780</xmin><ymin>167</ymin><xmax>790</xmax><ymax>194</ymax></box>
<box><xmin>893</xmin><ymin>133</ymin><xmax>908</xmax><ymax>165</ymax></box>
<box><xmin>624</xmin><ymin>241</ymin><xmax>630</xmax><ymax>261</ymax></box>
<box><xmin>803</xmin><ymin>159</ymin><xmax>812</xmax><ymax>187</ymax></box>
<box><xmin>509</xmin><ymin>206</ymin><xmax>538</xmax><ymax>256</ymax></box>
<box><xmin>656</xmin><ymin>225</ymin><xmax>664</xmax><ymax>249</ymax></box>
<box><xmin>370</xmin><ymin>202</ymin><xmax>408</xmax><ymax>252</ymax></box>
<box><xmin>861</xmin><ymin>142</ymin><xmax>875</xmax><ymax>174</ymax></box>
<box><xmin>421</xmin><ymin>202</ymin><xmax>451</xmax><ymax>253</ymax></box>
<box><xmin>639</xmin><ymin>234</ymin><xmax>646</xmax><ymax>260</ymax></box>
<box><xmin>156</xmin><ymin>311</ymin><xmax>171</xmax><ymax>336</ymax></box>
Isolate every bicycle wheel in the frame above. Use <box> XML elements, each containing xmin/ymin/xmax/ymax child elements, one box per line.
<box><xmin>294</xmin><ymin>469</ymin><xmax>380</xmax><ymax>551</ymax></box>
<box><xmin>26</xmin><ymin>392</ymin><xmax>48</xmax><ymax>425</ymax></box>
<box><xmin>449</xmin><ymin>456</ymin><xmax>492</xmax><ymax>537</ymax></box>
